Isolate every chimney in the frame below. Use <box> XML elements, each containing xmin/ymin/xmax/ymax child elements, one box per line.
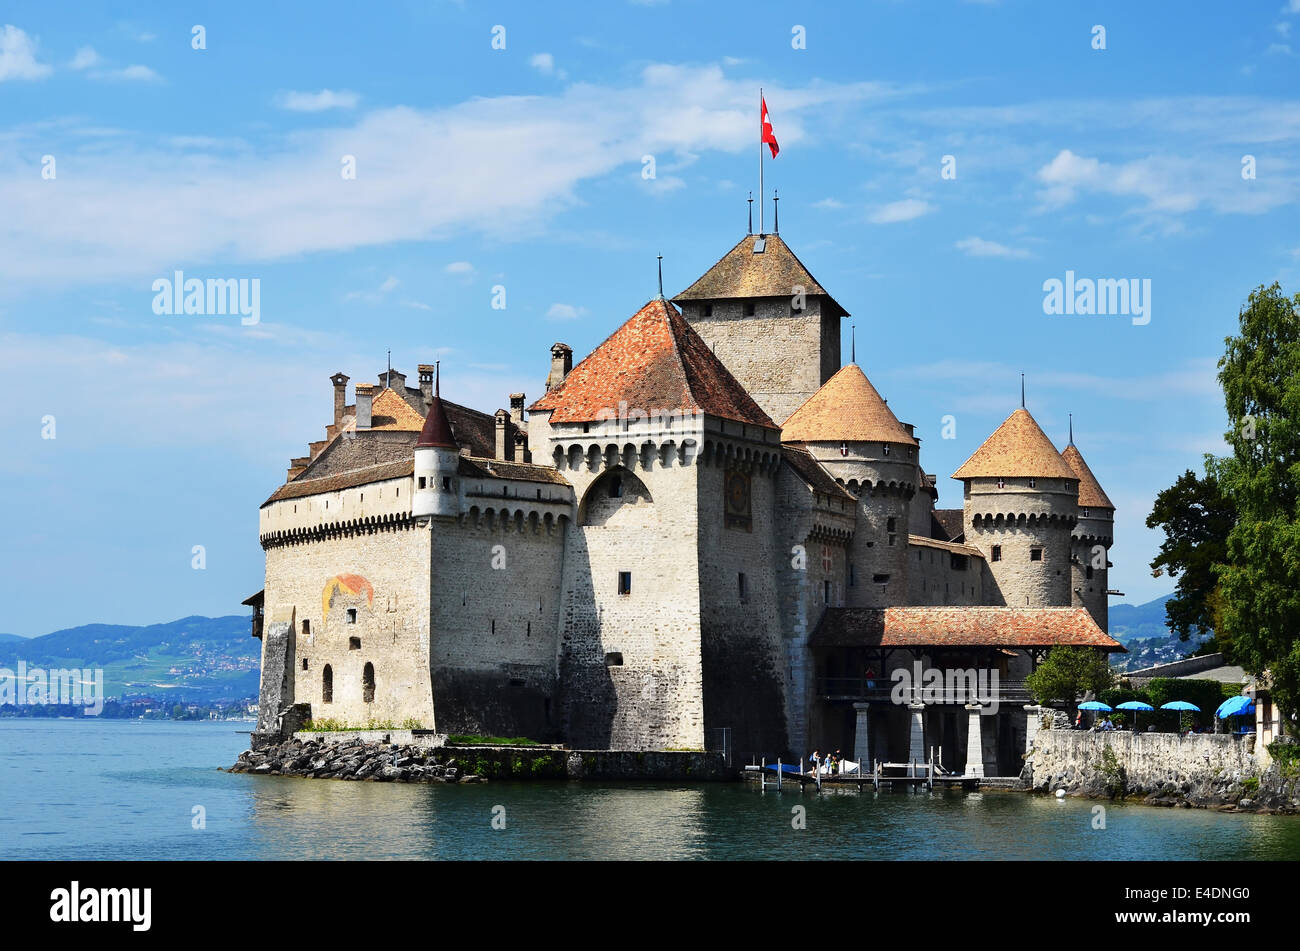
<box><xmin>546</xmin><ymin>343</ymin><xmax>573</xmax><ymax>392</ymax></box>
<box><xmin>509</xmin><ymin>393</ymin><xmax>526</xmax><ymax>426</ymax></box>
<box><xmin>514</xmin><ymin>429</ymin><xmax>531</xmax><ymax>464</ymax></box>
<box><xmin>379</xmin><ymin>368</ymin><xmax>406</xmax><ymax>392</ymax></box>
<box><xmin>330</xmin><ymin>372</ymin><xmax>350</xmax><ymax>428</ymax></box>
<box><xmin>355</xmin><ymin>383</ymin><xmax>375</xmax><ymax>429</ymax></box>
<box><xmin>494</xmin><ymin>409</ymin><xmax>515</xmax><ymax>461</ymax></box>
<box><xmin>418</xmin><ymin>365</ymin><xmax>435</xmax><ymax>407</ymax></box>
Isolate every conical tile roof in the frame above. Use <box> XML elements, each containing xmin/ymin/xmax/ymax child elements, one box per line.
<box><xmin>780</xmin><ymin>364</ymin><xmax>916</xmax><ymax>446</ymax></box>
<box><xmin>672</xmin><ymin>233</ymin><xmax>847</xmax><ymax>316</ymax></box>
<box><xmin>1061</xmin><ymin>444</ymin><xmax>1114</xmax><ymax>510</ymax></box>
<box><xmin>417</xmin><ymin>394</ymin><xmax>458</xmax><ymax>449</ymax></box>
<box><xmin>951</xmin><ymin>408</ymin><xmax>1077</xmax><ymax>480</ymax></box>
<box><xmin>529</xmin><ymin>298</ymin><xmax>776</xmax><ymax>428</ymax></box>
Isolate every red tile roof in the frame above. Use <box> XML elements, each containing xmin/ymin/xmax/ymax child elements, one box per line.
<box><xmin>1061</xmin><ymin>444</ymin><xmax>1114</xmax><ymax>510</ymax></box>
<box><xmin>417</xmin><ymin>395</ymin><xmax>457</xmax><ymax>449</ymax></box>
<box><xmin>811</xmin><ymin>606</ymin><xmax>1125</xmax><ymax>651</ymax></box>
<box><xmin>672</xmin><ymin>233</ymin><xmax>848</xmax><ymax>316</ymax></box>
<box><xmin>781</xmin><ymin>363</ymin><xmax>916</xmax><ymax>445</ymax></box>
<box><xmin>529</xmin><ymin>298</ymin><xmax>776</xmax><ymax>428</ymax></box>
<box><xmin>951</xmin><ymin>408</ymin><xmax>1078</xmax><ymax>481</ymax></box>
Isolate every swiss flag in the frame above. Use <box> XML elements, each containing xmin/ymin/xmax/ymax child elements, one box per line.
<box><xmin>761</xmin><ymin>96</ymin><xmax>779</xmax><ymax>159</ymax></box>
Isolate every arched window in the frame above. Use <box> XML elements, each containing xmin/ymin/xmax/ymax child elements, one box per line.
<box><xmin>322</xmin><ymin>665</ymin><xmax>333</xmax><ymax>704</ymax></box>
<box><xmin>362</xmin><ymin>662</ymin><xmax>375</xmax><ymax>704</ymax></box>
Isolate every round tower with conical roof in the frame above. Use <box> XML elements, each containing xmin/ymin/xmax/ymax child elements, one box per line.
<box><xmin>952</xmin><ymin>408</ymin><xmax>1078</xmax><ymax>607</ymax></box>
<box><xmin>1061</xmin><ymin>436</ymin><xmax>1115</xmax><ymax>630</ymax></box>
<box><xmin>413</xmin><ymin>380</ymin><xmax>460</xmax><ymax>520</ymax></box>
<box><xmin>782</xmin><ymin>363</ymin><xmax>918</xmax><ymax>607</ymax></box>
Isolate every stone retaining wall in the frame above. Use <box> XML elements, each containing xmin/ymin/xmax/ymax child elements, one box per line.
<box><xmin>1022</xmin><ymin>730</ymin><xmax>1298</xmax><ymax>813</ymax></box>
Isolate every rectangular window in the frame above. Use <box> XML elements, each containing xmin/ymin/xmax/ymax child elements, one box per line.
<box><xmin>301</xmin><ymin>658</ymin><xmax>309</xmax><ymax>670</ymax></box>
<box><xmin>703</xmin><ymin>304</ymin><xmax>713</xmax><ymax>317</ymax></box>
<box><xmin>348</xmin><ymin>636</ymin><xmax>361</xmax><ymax>650</ymax></box>
<box><xmin>991</xmin><ymin>545</ymin><xmax>1002</xmax><ymax>562</ymax></box>
<box><xmin>346</xmin><ymin>608</ymin><xmax>357</xmax><ymax>624</ymax></box>
<box><xmin>823</xmin><ymin>579</ymin><xmax>831</xmax><ymax>603</ymax></box>
<box><xmin>1082</xmin><ymin>508</ymin><xmax>1090</xmax><ymax>518</ymax></box>
<box><xmin>888</xmin><ymin>534</ymin><xmax>896</xmax><ymax>546</ymax></box>
<box><xmin>848</xmin><ymin>563</ymin><xmax>855</xmax><ymax>587</ymax></box>
<box><xmin>1085</xmin><ymin>565</ymin><xmax>1094</xmax><ymax>579</ymax></box>
<box><xmin>618</xmin><ymin>572</ymin><xmax>632</xmax><ymax>595</ymax></box>
<box><xmin>738</xmin><ymin>572</ymin><xmax>748</xmax><ymax>599</ymax></box>
<box><xmin>605</xmin><ymin>652</ymin><xmax>623</xmax><ymax>667</ymax></box>
<box><xmin>886</xmin><ymin>517</ymin><xmax>897</xmax><ymax>532</ymax></box>
<box><xmin>1030</xmin><ymin>548</ymin><xmax>1043</xmax><ymax>561</ymax></box>
<box><xmin>743</xmin><ymin>302</ymin><xmax>756</xmax><ymax>316</ymax></box>
<box><xmin>996</xmin><ymin>478</ymin><xmax>1006</xmax><ymax>489</ymax></box>
<box><xmin>442</xmin><ymin>477</ymin><xmax>451</xmax><ymax>491</ymax></box>
<box><xmin>418</xmin><ymin>477</ymin><xmax>426</xmax><ymax>489</ymax></box>
<box><xmin>883</xmin><ymin>445</ymin><xmax>891</xmax><ymax>456</ymax></box>
<box><xmin>872</xmin><ymin>573</ymin><xmax>890</xmax><ymax>584</ymax></box>
<box><xmin>301</xmin><ymin>619</ymin><xmax>310</xmax><ymax>637</ymax></box>
<box><xmin>1028</xmin><ymin>478</ymin><xmax>1037</xmax><ymax>489</ymax></box>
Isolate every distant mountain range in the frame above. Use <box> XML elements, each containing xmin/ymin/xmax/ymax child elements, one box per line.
<box><xmin>1107</xmin><ymin>594</ymin><xmax>1213</xmax><ymax>671</ymax></box>
<box><xmin>0</xmin><ymin>615</ymin><xmax>260</xmax><ymax>703</ymax></box>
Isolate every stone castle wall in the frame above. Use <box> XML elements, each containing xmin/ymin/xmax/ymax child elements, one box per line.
<box><xmin>682</xmin><ymin>297</ymin><xmax>836</xmax><ymax>425</ymax></box>
<box><xmin>263</xmin><ymin>522</ymin><xmax>435</xmax><ymax>729</ymax></box>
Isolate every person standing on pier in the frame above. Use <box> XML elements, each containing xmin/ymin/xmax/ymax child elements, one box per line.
<box><xmin>809</xmin><ymin>750</ymin><xmax>821</xmax><ymax>775</ymax></box>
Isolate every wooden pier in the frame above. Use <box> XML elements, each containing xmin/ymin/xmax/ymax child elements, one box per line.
<box><xmin>746</xmin><ymin>748</ymin><xmax>998</xmax><ymax>792</ymax></box>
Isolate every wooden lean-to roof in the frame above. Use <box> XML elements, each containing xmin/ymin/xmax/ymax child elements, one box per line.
<box><xmin>951</xmin><ymin>408</ymin><xmax>1078</xmax><ymax>481</ymax></box>
<box><xmin>1061</xmin><ymin>444</ymin><xmax>1114</xmax><ymax>510</ymax></box>
<box><xmin>672</xmin><ymin>233</ymin><xmax>847</xmax><ymax>316</ymax></box>
<box><xmin>529</xmin><ymin>298</ymin><xmax>775</xmax><ymax>428</ymax></box>
<box><xmin>780</xmin><ymin>363</ymin><xmax>917</xmax><ymax>446</ymax></box>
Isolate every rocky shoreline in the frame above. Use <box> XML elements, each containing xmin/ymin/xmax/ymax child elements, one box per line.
<box><xmin>226</xmin><ymin>736</ymin><xmax>487</xmax><ymax>783</ymax></box>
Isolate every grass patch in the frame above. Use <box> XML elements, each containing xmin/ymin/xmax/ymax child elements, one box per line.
<box><xmin>300</xmin><ymin>718</ymin><xmax>398</xmax><ymax>732</ymax></box>
<box><xmin>1242</xmin><ymin>776</ymin><xmax>1260</xmax><ymax>793</ymax></box>
<box><xmin>445</xmin><ymin>734</ymin><xmax>542</xmax><ymax>746</ymax></box>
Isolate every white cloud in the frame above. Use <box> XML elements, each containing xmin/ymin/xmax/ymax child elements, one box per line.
<box><xmin>1287</xmin><ymin>0</ymin><xmax>1300</xmax><ymax>13</ymax></box>
<box><xmin>529</xmin><ymin>53</ymin><xmax>555</xmax><ymax>74</ymax></box>
<box><xmin>954</xmin><ymin>236</ymin><xmax>1031</xmax><ymax>259</ymax></box>
<box><xmin>546</xmin><ymin>303</ymin><xmax>586</xmax><ymax>321</ymax></box>
<box><xmin>813</xmin><ymin>197</ymin><xmax>844</xmax><ymax>209</ymax></box>
<box><xmin>1267</xmin><ymin>43</ymin><xmax>1293</xmax><ymax>56</ymax></box>
<box><xmin>444</xmin><ymin>261</ymin><xmax>474</xmax><ymax>274</ymax></box>
<box><xmin>1278</xmin><ymin>21</ymin><xmax>1294</xmax><ymax>37</ymax></box>
<box><xmin>378</xmin><ymin>275</ymin><xmax>399</xmax><ymax>293</ymax></box>
<box><xmin>0</xmin><ymin>24</ymin><xmax>52</xmax><ymax>81</ymax></box>
<box><xmin>69</xmin><ymin>46</ymin><xmax>101</xmax><ymax>70</ymax></box>
<box><xmin>276</xmin><ymin>89</ymin><xmax>360</xmax><ymax>112</ymax></box>
<box><xmin>869</xmin><ymin>198</ymin><xmax>933</xmax><ymax>224</ymax></box>
<box><xmin>401</xmin><ymin>300</ymin><xmax>432</xmax><ymax>311</ymax></box>
<box><xmin>0</xmin><ymin>63</ymin><xmax>891</xmax><ymax>285</ymax></box>
<box><xmin>89</xmin><ymin>64</ymin><xmax>162</xmax><ymax>82</ymax></box>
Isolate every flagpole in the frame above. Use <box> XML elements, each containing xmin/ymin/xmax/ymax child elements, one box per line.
<box><xmin>759</xmin><ymin>87</ymin><xmax>765</xmax><ymax>235</ymax></box>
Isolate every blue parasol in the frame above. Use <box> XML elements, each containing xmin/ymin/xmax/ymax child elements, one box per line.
<box><xmin>1216</xmin><ymin>695</ymin><xmax>1255</xmax><ymax>718</ymax></box>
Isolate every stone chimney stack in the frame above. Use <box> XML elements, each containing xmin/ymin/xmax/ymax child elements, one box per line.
<box><xmin>418</xmin><ymin>365</ymin><xmax>435</xmax><ymax>408</ymax></box>
<box><xmin>330</xmin><ymin>372</ymin><xmax>350</xmax><ymax>428</ymax></box>
<box><xmin>494</xmin><ymin>409</ymin><xmax>515</xmax><ymax>461</ymax></box>
<box><xmin>546</xmin><ymin>343</ymin><xmax>573</xmax><ymax>392</ymax></box>
<box><xmin>514</xmin><ymin>429</ymin><xmax>530</xmax><ymax>464</ymax></box>
<box><xmin>355</xmin><ymin>383</ymin><xmax>375</xmax><ymax>430</ymax></box>
<box><xmin>509</xmin><ymin>393</ymin><xmax>526</xmax><ymax>425</ymax></box>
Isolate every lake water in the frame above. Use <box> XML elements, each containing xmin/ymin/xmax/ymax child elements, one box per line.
<box><xmin>3</xmin><ymin>719</ymin><xmax>1299</xmax><ymax>860</ymax></box>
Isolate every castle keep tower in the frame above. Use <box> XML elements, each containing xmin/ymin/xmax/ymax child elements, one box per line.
<box><xmin>1061</xmin><ymin>437</ymin><xmax>1115</xmax><ymax>631</ymax></box>
<box><xmin>781</xmin><ymin>363</ymin><xmax>918</xmax><ymax>607</ymax></box>
<box><xmin>673</xmin><ymin>233</ymin><xmax>846</xmax><ymax>425</ymax></box>
<box><xmin>953</xmin><ymin>408</ymin><xmax>1079</xmax><ymax>607</ymax></box>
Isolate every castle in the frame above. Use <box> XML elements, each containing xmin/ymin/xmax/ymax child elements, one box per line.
<box><xmin>246</xmin><ymin>223</ymin><xmax>1124</xmax><ymax>775</ymax></box>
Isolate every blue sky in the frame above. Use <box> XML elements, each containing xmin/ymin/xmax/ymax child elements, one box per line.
<box><xmin>2</xmin><ymin>1</ymin><xmax>1298</xmax><ymax>634</ymax></box>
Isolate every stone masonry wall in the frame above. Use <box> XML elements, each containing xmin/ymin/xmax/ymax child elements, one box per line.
<box><xmin>264</xmin><ymin>523</ymin><xmax>434</xmax><ymax>729</ymax></box>
<box><xmin>683</xmin><ymin>297</ymin><xmax>836</xmax><ymax>425</ymax></box>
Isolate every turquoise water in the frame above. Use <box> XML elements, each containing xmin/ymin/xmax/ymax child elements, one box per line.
<box><xmin>3</xmin><ymin>719</ymin><xmax>1299</xmax><ymax>860</ymax></box>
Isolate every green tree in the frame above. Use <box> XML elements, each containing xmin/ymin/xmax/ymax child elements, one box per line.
<box><xmin>1025</xmin><ymin>646</ymin><xmax>1115</xmax><ymax>721</ymax></box>
<box><xmin>1214</xmin><ymin>282</ymin><xmax>1300</xmax><ymax>737</ymax></box>
<box><xmin>1146</xmin><ymin>466</ymin><xmax>1234</xmax><ymax>645</ymax></box>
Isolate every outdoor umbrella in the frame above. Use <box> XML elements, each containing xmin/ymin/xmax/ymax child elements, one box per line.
<box><xmin>1160</xmin><ymin>700</ymin><xmax>1200</xmax><ymax>732</ymax></box>
<box><xmin>1216</xmin><ymin>695</ymin><xmax>1255</xmax><ymax>718</ymax></box>
<box><xmin>1116</xmin><ymin>700</ymin><xmax>1154</xmax><ymax>731</ymax></box>
<box><xmin>1079</xmin><ymin>700</ymin><xmax>1112</xmax><ymax>729</ymax></box>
